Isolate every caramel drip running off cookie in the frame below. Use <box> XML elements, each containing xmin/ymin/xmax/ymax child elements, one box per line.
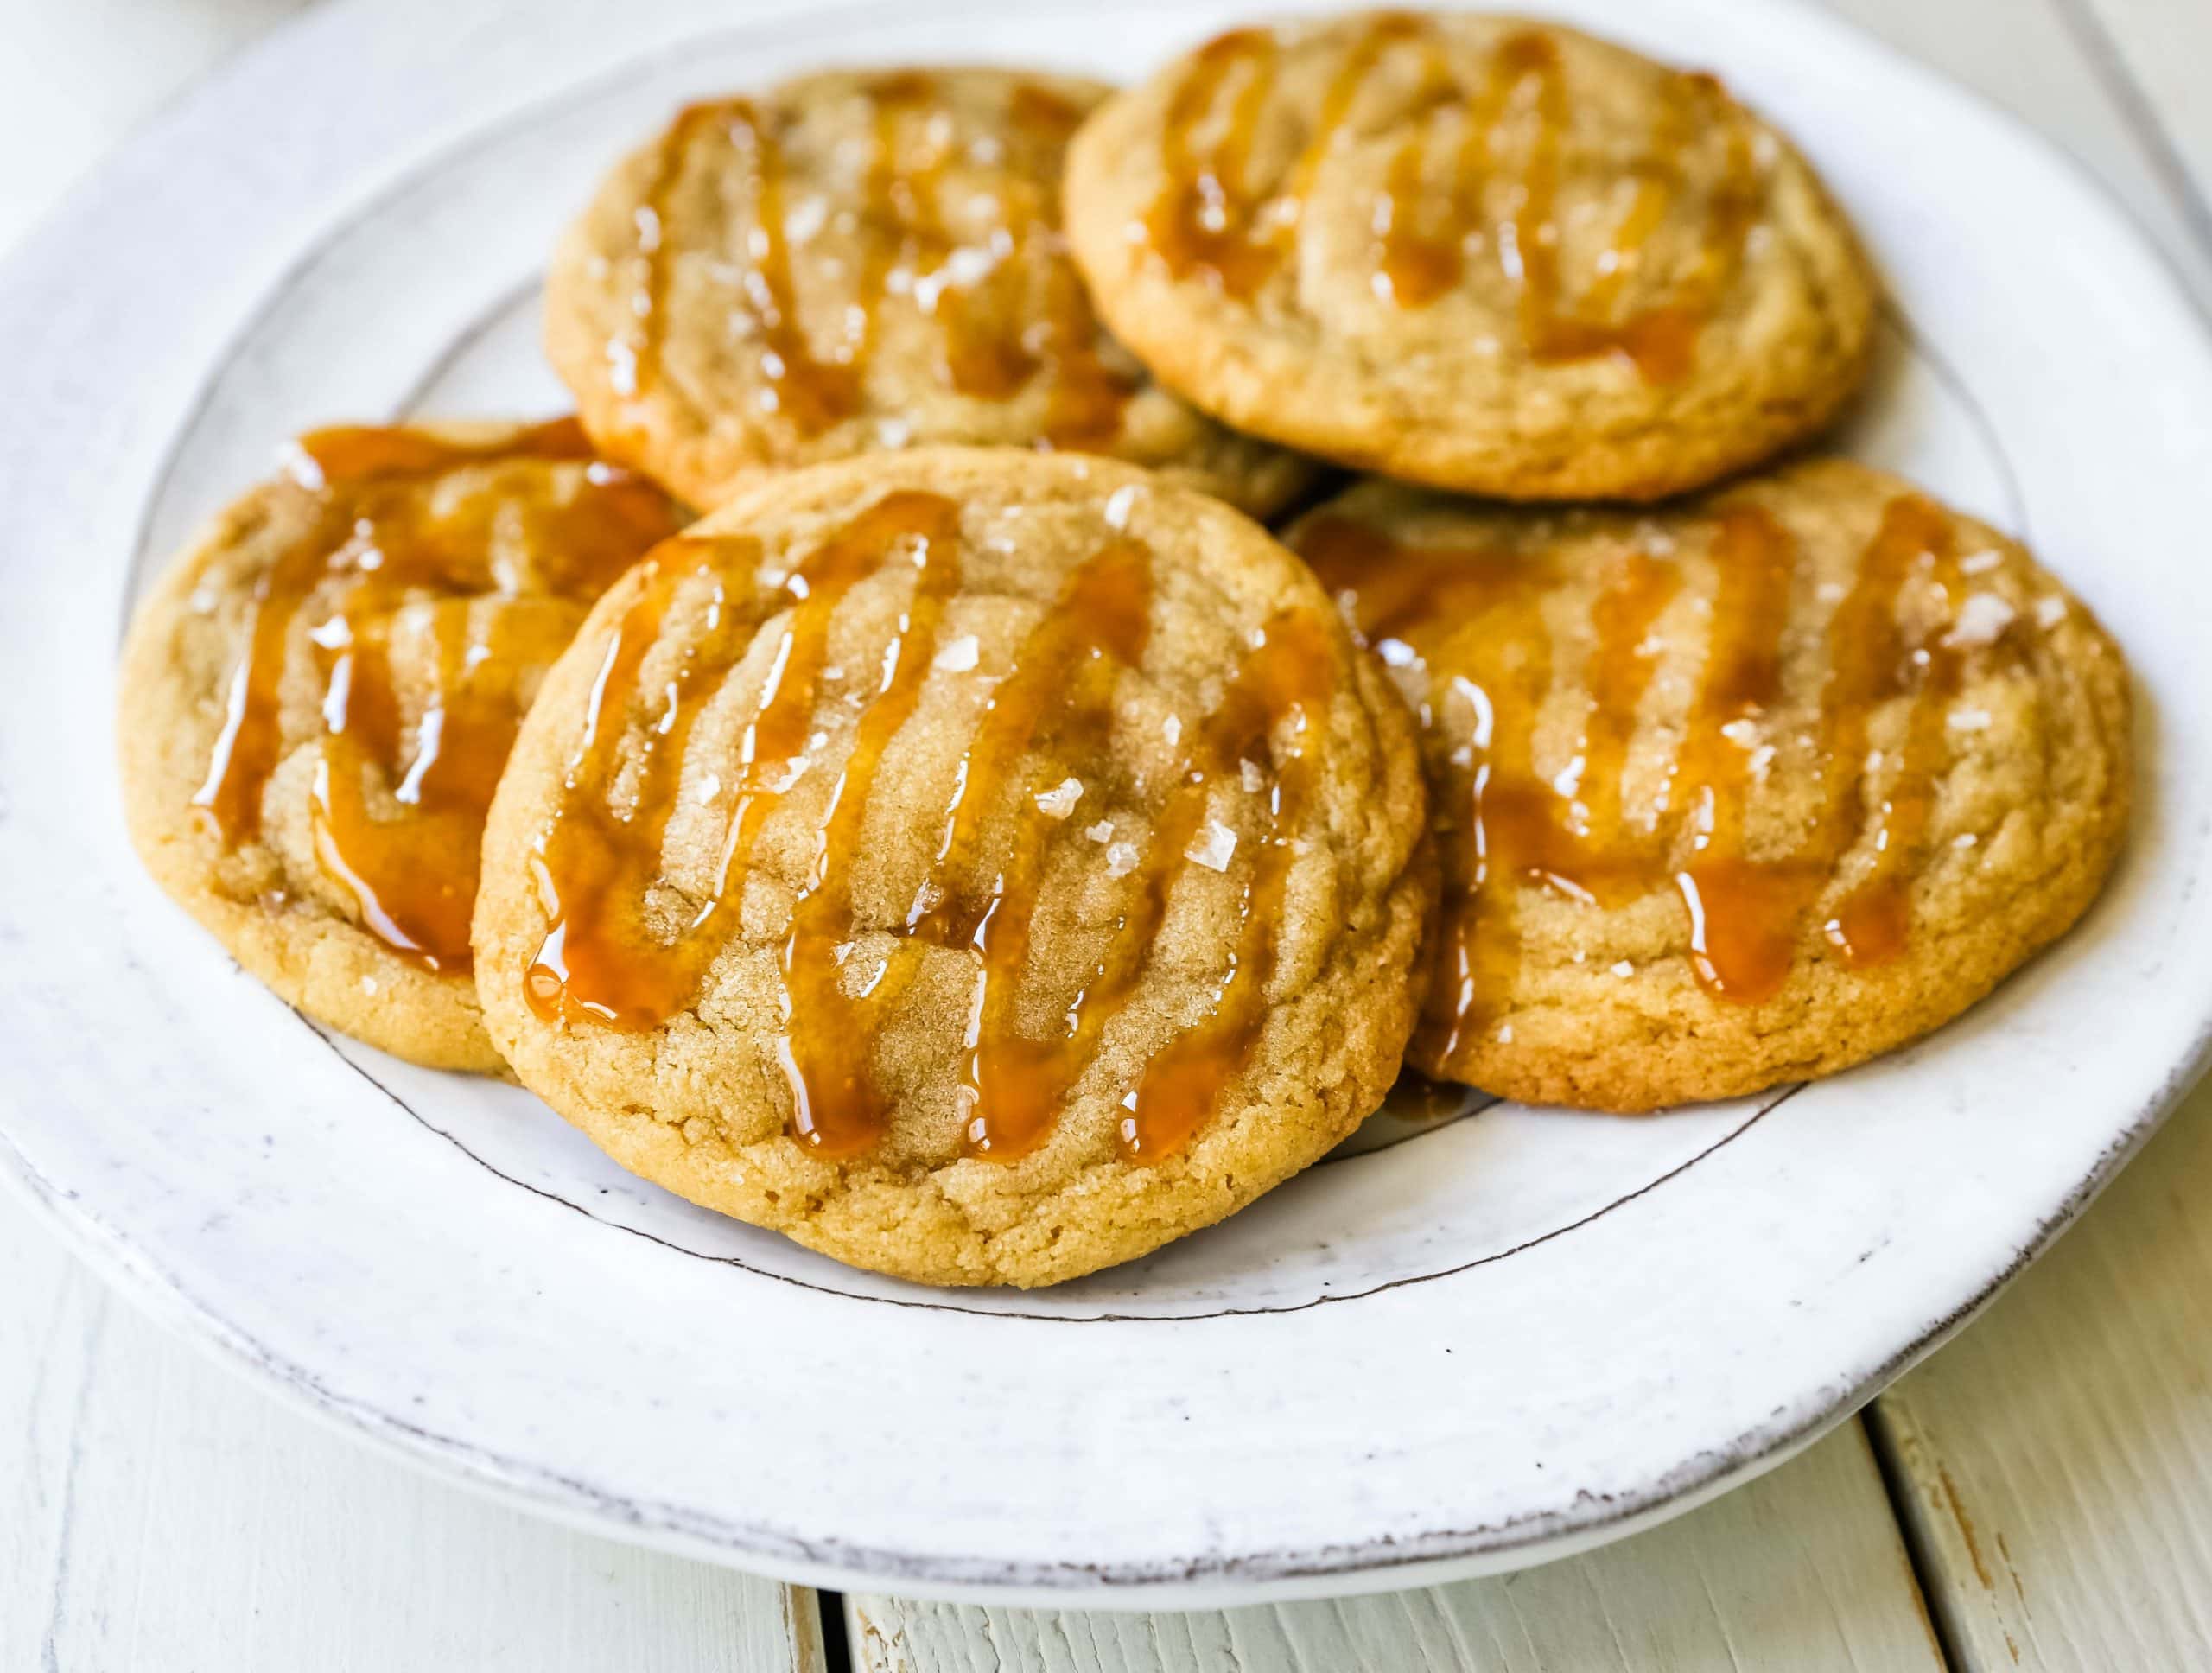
<box><xmin>192</xmin><ymin>418</ymin><xmax>682</xmax><ymax>973</ymax></box>
<box><xmin>524</xmin><ymin>491</ymin><xmax>1339</xmax><ymax>1163</ymax></box>
<box><xmin>1147</xmin><ymin>16</ymin><xmax>1757</xmax><ymax>382</ymax></box>
<box><xmin>621</xmin><ymin>78</ymin><xmax>1135</xmax><ymax>445</ymax></box>
<box><xmin>1297</xmin><ymin>492</ymin><xmax>1981</xmax><ymax>1062</ymax></box>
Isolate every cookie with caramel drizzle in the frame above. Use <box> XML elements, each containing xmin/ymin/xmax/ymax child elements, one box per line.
<box><xmin>1065</xmin><ymin>11</ymin><xmax>1879</xmax><ymax>501</ymax></box>
<box><xmin>1287</xmin><ymin>459</ymin><xmax>2130</xmax><ymax>1110</ymax></box>
<box><xmin>118</xmin><ymin>418</ymin><xmax>686</xmax><ymax>1072</ymax></box>
<box><xmin>546</xmin><ymin>67</ymin><xmax>1312</xmax><ymax>518</ymax></box>
<box><xmin>473</xmin><ymin>448</ymin><xmax>1433</xmax><ymax>1287</ymax></box>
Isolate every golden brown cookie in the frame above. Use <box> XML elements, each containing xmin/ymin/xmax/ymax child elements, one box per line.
<box><xmin>1287</xmin><ymin>459</ymin><xmax>2130</xmax><ymax>1110</ymax></box>
<box><xmin>118</xmin><ymin>419</ymin><xmax>687</xmax><ymax>1072</ymax></box>
<box><xmin>1065</xmin><ymin>12</ymin><xmax>1879</xmax><ymax>501</ymax></box>
<box><xmin>546</xmin><ymin>67</ymin><xmax>1313</xmax><ymax>518</ymax></box>
<box><xmin>474</xmin><ymin>448</ymin><xmax>1433</xmax><ymax>1287</ymax></box>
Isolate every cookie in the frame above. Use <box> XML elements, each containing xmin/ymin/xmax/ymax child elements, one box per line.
<box><xmin>1065</xmin><ymin>11</ymin><xmax>1879</xmax><ymax>501</ymax></box>
<box><xmin>473</xmin><ymin>448</ymin><xmax>1433</xmax><ymax>1287</ymax></box>
<box><xmin>1287</xmin><ymin>459</ymin><xmax>2131</xmax><ymax>1110</ymax></box>
<box><xmin>118</xmin><ymin>419</ymin><xmax>687</xmax><ymax>1072</ymax></box>
<box><xmin>545</xmin><ymin>67</ymin><xmax>1313</xmax><ymax>518</ymax></box>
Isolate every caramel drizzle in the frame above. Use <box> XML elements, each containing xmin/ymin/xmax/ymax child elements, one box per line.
<box><xmin>1297</xmin><ymin>492</ymin><xmax>1982</xmax><ymax>1056</ymax></box>
<box><xmin>526</xmin><ymin>491</ymin><xmax>1340</xmax><ymax>1162</ymax></box>
<box><xmin>623</xmin><ymin>77</ymin><xmax>1133</xmax><ymax>448</ymax></box>
<box><xmin>1147</xmin><ymin>18</ymin><xmax>1758</xmax><ymax>380</ymax></box>
<box><xmin>192</xmin><ymin>419</ymin><xmax>680</xmax><ymax>973</ymax></box>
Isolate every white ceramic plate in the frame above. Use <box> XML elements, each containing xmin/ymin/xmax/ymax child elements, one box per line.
<box><xmin>2</xmin><ymin>0</ymin><xmax>2208</xmax><ymax>1608</ymax></box>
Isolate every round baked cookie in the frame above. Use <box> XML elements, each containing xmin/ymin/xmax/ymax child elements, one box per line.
<box><xmin>1287</xmin><ymin>458</ymin><xmax>2131</xmax><ymax>1110</ymax></box>
<box><xmin>118</xmin><ymin>419</ymin><xmax>688</xmax><ymax>1072</ymax></box>
<box><xmin>474</xmin><ymin>448</ymin><xmax>1433</xmax><ymax>1287</ymax></box>
<box><xmin>545</xmin><ymin>67</ymin><xmax>1313</xmax><ymax>518</ymax></box>
<box><xmin>1065</xmin><ymin>11</ymin><xmax>1880</xmax><ymax>501</ymax></box>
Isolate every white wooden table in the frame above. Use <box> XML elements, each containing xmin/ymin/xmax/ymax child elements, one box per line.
<box><xmin>4</xmin><ymin>1</ymin><xmax>2209</xmax><ymax>1666</ymax></box>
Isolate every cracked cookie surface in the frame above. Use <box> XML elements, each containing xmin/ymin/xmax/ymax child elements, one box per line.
<box><xmin>1287</xmin><ymin>458</ymin><xmax>2131</xmax><ymax>1110</ymax></box>
<box><xmin>474</xmin><ymin>448</ymin><xmax>1433</xmax><ymax>1287</ymax></box>
<box><xmin>1065</xmin><ymin>11</ymin><xmax>1879</xmax><ymax>501</ymax></box>
<box><xmin>117</xmin><ymin>419</ymin><xmax>686</xmax><ymax>1071</ymax></box>
<box><xmin>547</xmin><ymin>67</ymin><xmax>1313</xmax><ymax>518</ymax></box>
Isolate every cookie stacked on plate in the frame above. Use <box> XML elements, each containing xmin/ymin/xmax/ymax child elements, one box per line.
<box><xmin>118</xmin><ymin>13</ymin><xmax>2131</xmax><ymax>1288</ymax></box>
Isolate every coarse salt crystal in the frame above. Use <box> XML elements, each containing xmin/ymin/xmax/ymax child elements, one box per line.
<box><xmin>1185</xmin><ymin>821</ymin><xmax>1238</xmax><ymax>872</ymax></box>
<box><xmin>1106</xmin><ymin>840</ymin><xmax>1140</xmax><ymax>879</ymax></box>
<box><xmin>933</xmin><ymin>634</ymin><xmax>980</xmax><ymax>672</ymax></box>
<box><xmin>1944</xmin><ymin>592</ymin><xmax>2017</xmax><ymax>648</ymax></box>
<box><xmin>1241</xmin><ymin>759</ymin><xmax>1267</xmax><ymax>793</ymax></box>
<box><xmin>1084</xmin><ymin>820</ymin><xmax>1115</xmax><ymax>843</ymax></box>
<box><xmin>1103</xmin><ymin>485</ymin><xmax>1140</xmax><ymax>530</ymax></box>
<box><xmin>1035</xmin><ymin>778</ymin><xmax>1084</xmax><ymax>818</ymax></box>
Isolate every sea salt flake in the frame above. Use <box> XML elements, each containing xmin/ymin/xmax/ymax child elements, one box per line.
<box><xmin>1240</xmin><ymin>759</ymin><xmax>1267</xmax><ymax>793</ymax></box>
<box><xmin>1105</xmin><ymin>840</ymin><xmax>1140</xmax><ymax>878</ymax></box>
<box><xmin>932</xmin><ymin>634</ymin><xmax>980</xmax><ymax>672</ymax></box>
<box><xmin>1084</xmin><ymin>819</ymin><xmax>1115</xmax><ymax>843</ymax></box>
<box><xmin>1185</xmin><ymin>821</ymin><xmax>1238</xmax><ymax>872</ymax></box>
<box><xmin>1944</xmin><ymin>592</ymin><xmax>2017</xmax><ymax>648</ymax></box>
<box><xmin>1611</xmin><ymin>960</ymin><xmax>1636</xmax><ymax>977</ymax></box>
<box><xmin>1035</xmin><ymin>778</ymin><xmax>1084</xmax><ymax>818</ymax></box>
<box><xmin>1103</xmin><ymin>485</ymin><xmax>1141</xmax><ymax>530</ymax></box>
<box><xmin>784</xmin><ymin>194</ymin><xmax>829</xmax><ymax>244</ymax></box>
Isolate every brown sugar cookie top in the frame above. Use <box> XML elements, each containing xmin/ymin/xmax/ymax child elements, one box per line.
<box><xmin>474</xmin><ymin>448</ymin><xmax>1433</xmax><ymax>1286</ymax></box>
<box><xmin>1065</xmin><ymin>11</ymin><xmax>1879</xmax><ymax>500</ymax></box>
<box><xmin>1287</xmin><ymin>459</ymin><xmax>2130</xmax><ymax>1110</ymax></box>
<box><xmin>117</xmin><ymin>418</ymin><xmax>686</xmax><ymax>1072</ymax></box>
<box><xmin>546</xmin><ymin>67</ymin><xmax>1313</xmax><ymax>516</ymax></box>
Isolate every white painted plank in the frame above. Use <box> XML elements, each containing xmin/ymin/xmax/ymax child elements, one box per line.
<box><xmin>0</xmin><ymin>1197</ymin><xmax>827</xmax><ymax>1673</ymax></box>
<box><xmin>1870</xmin><ymin>1078</ymin><xmax>2212</xmax><ymax>1670</ymax></box>
<box><xmin>1811</xmin><ymin>0</ymin><xmax>2212</xmax><ymax>302</ymax></box>
<box><xmin>849</xmin><ymin>1422</ymin><xmax>1943</xmax><ymax>1673</ymax></box>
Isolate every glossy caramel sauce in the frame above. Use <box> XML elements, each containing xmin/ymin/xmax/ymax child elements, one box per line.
<box><xmin>193</xmin><ymin>418</ymin><xmax>682</xmax><ymax>972</ymax></box>
<box><xmin>524</xmin><ymin>490</ymin><xmax>1341</xmax><ymax>1163</ymax></box>
<box><xmin>621</xmin><ymin>74</ymin><xmax>1135</xmax><ymax>448</ymax></box>
<box><xmin>1295</xmin><ymin>490</ymin><xmax>1990</xmax><ymax>1061</ymax></box>
<box><xmin>1147</xmin><ymin>16</ymin><xmax>1758</xmax><ymax>381</ymax></box>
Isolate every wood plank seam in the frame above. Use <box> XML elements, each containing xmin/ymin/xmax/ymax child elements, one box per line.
<box><xmin>33</xmin><ymin>1277</ymin><xmax>111</xmax><ymax>1673</ymax></box>
<box><xmin>1862</xmin><ymin>1403</ymin><xmax>1969</xmax><ymax>1672</ymax></box>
